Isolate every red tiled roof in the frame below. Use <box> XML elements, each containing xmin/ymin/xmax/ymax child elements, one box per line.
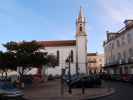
<box><xmin>38</xmin><ymin>40</ymin><xmax>76</xmax><ymax>47</ymax></box>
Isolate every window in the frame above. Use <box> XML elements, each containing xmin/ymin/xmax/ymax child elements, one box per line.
<box><xmin>57</xmin><ymin>50</ymin><xmax>59</xmax><ymax>66</ymax></box>
<box><xmin>80</xmin><ymin>26</ymin><xmax>82</xmax><ymax>31</ymax></box>
<box><xmin>123</xmin><ymin>51</ymin><xmax>126</xmax><ymax>59</ymax></box>
<box><xmin>118</xmin><ymin>53</ymin><xmax>122</xmax><ymax>60</ymax></box>
<box><xmin>117</xmin><ymin>40</ymin><xmax>120</xmax><ymax>47</ymax></box>
<box><xmin>70</xmin><ymin>50</ymin><xmax>74</xmax><ymax>62</ymax></box>
<box><xmin>127</xmin><ymin>33</ymin><xmax>132</xmax><ymax>43</ymax></box>
<box><xmin>112</xmin><ymin>43</ymin><xmax>114</xmax><ymax>49</ymax></box>
<box><xmin>121</xmin><ymin>35</ymin><xmax>125</xmax><ymax>45</ymax></box>
<box><xmin>129</xmin><ymin>48</ymin><xmax>133</xmax><ymax>57</ymax></box>
<box><xmin>109</xmin><ymin>43</ymin><xmax>111</xmax><ymax>50</ymax></box>
<box><xmin>104</xmin><ymin>47</ymin><xmax>107</xmax><ymax>52</ymax></box>
<box><xmin>112</xmin><ymin>55</ymin><xmax>115</xmax><ymax>62</ymax></box>
<box><xmin>99</xmin><ymin>59</ymin><xmax>102</xmax><ymax>62</ymax></box>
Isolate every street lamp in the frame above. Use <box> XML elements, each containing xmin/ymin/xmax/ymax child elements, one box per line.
<box><xmin>65</xmin><ymin>55</ymin><xmax>72</xmax><ymax>94</ymax></box>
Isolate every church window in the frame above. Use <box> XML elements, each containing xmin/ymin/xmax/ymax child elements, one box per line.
<box><xmin>57</xmin><ymin>50</ymin><xmax>59</xmax><ymax>66</ymax></box>
<box><xmin>70</xmin><ymin>50</ymin><xmax>74</xmax><ymax>62</ymax></box>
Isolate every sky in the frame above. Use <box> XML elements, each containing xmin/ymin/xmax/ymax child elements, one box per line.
<box><xmin>0</xmin><ymin>0</ymin><xmax>133</xmax><ymax>53</ymax></box>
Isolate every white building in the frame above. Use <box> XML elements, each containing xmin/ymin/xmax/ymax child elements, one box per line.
<box><xmin>103</xmin><ymin>20</ymin><xmax>133</xmax><ymax>75</ymax></box>
<box><xmin>39</xmin><ymin>7</ymin><xmax>88</xmax><ymax>75</ymax></box>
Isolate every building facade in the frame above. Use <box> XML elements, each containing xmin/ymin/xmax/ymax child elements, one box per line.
<box><xmin>39</xmin><ymin>7</ymin><xmax>88</xmax><ymax>75</ymax></box>
<box><xmin>103</xmin><ymin>20</ymin><xmax>133</xmax><ymax>75</ymax></box>
<box><xmin>87</xmin><ymin>53</ymin><xmax>104</xmax><ymax>74</ymax></box>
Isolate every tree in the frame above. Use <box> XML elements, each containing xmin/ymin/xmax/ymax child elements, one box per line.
<box><xmin>47</xmin><ymin>54</ymin><xmax>58</xmax><ymax>67</ymax></box>
<box><xmin>0</xmin><ymin>51</ymin><xmax>17</xmax><ymax>80</ymax></box>
<box><xmin>3</xmin><ymin>40</ymin><xmax>57</xmax><ymax>82</ymax></box>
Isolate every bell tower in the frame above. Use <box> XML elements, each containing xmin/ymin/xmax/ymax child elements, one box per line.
<box><xmin>76</xmin><ymin>7</ymin><xmax>87</xmax><ymax>74</ymax></box>
<box><xmin>76</xmin><ymin>7</ymin><xmax>86</xmax><ymax>36</ymax></box>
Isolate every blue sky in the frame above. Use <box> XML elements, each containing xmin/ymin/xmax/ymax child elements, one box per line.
<box><xmin>0</xmin><ymin>0</ymin><xmax>133</xmax><ymax>53</ymax></box>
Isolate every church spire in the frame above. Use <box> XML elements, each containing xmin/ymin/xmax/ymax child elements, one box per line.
<box><xmin>77</xmin><ymin>6</ymin><xmax>86</xmax><ymax>23</ymax></box>
<box><xmin>78</xmin><ymin>6</ymin><xmax>84</xmax><ymax>18</ymax></box>
<box><xmin>76</xmin><ymin>6</ymin><xmax>87</xmax><ymax>36</ymax></box>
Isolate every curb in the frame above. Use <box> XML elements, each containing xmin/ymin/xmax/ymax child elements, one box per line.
<box><xmin>24</xmin><ymin>88</ymin><xmax>115</xmax><ymax>100</ymax></box>
<box><xmin>87</xmin><ymin>88</ymin><xmax>115</xmax><ymax>100</ymax></box>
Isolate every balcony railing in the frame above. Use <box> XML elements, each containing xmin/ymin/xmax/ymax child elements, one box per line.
<box><xmin>105</xmin><ymin>58</ymin><xmax>133</xmax><ymax>67</ymax></box>
<box><xmin>88</xmin><ymin>60</ymin><xmax>96</xmax><ymax>63</ymax></box>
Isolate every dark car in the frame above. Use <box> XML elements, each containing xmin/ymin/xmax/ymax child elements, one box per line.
<box><xmin>69</xmin><ymin>75</ymin><xmax>101</xmax><ymax>88</ymax></box>
<box><xmin>63</xmin><ymin>74</ymin><xmax>80</xmax><ymax>85</ymax></box>
<box><xmin>110</xmin><ymin>74</ymin><xmax>121</xmax><ymax>81</ymax></box>
<box><xmin>0</xmin><ymin>81</ymin><xmax>24</xmax><ymax>99</ymax></box>
<box><xmin>128</xmin><ymin>74</ymin><xmax>133</xmax><ymax>84</ymax></box>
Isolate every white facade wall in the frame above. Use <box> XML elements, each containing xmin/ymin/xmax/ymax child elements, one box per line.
<box><xmin>41</xmin><ymin>46</ymin><xmax>76</xmax><ymax>75</ymax></box>
<box><xmin>104</xmin><ymin>21</ymin><xmax>133</xmax><ymax>74</ymax></box>
<box><xmin>104</xmin><ymin>28</ymin><xmax>133</xmax><ymax>65</ymax></box>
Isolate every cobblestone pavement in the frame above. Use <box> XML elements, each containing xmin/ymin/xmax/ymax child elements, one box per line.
<box><xmin>23</xmin><ymin>80</ymin><xmax>113</xmax><ymax>100</ymax></box>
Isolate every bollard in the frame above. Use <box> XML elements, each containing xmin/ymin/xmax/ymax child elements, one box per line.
<box><xmin>82</xmin><ymin>79</ymin><xmax>85</xmax><ymax>95</ymax></box>
<box><xmin>68</xmin><ymin>85</ymin><xmax>72</xmax><ymax>94</ymax></box>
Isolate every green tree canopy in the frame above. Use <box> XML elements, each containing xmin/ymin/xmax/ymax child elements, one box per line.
<box><xmin>1</xmin><ymin>40</ymin><xmax>57</xmax><ymax>81</ymax></box>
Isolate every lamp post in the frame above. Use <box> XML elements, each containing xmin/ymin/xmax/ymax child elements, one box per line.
<box><xmin>60</xmin><ymin>68</ymin><xmax>65</xmax><ymax>95</ymax></box>
<box><xmin>66</xmin><ymin>55</ymin><xmax>72</xmax><ymax>94</ymax></box>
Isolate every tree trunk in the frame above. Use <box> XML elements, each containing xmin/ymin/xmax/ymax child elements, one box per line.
<box><xmin>5</xmin><ymin>71</ymin><xmax>8</xmax><ymax>80</ymax></box>
<box><xmin>1</xmin><ymin>71</ymin><xmax>4</xmax><ymax>80</ymax></box>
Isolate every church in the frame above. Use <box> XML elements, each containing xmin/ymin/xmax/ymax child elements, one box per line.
<box><xmin>39</xmin><ymin>7</ymin><xmax>88</xmax><ymax>75</ymax></box>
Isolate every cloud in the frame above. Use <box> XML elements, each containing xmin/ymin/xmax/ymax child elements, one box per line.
<box><xmin>98</xmin><ymin>0</ymin><xmax>133</xmax><ymax>23</ymax></box>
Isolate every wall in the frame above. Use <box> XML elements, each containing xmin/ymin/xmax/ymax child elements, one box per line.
<box><xmin>40</xmin><ymin>46</ymin><xmax>76</xmax><ymax>76</ymax></box>
<box><xmin>76</xmin><ymin>35</ymin><xmax>87</xmax><ymax>74</ymax></box>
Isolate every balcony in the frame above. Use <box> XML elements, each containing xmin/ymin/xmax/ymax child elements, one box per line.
<box><xmin>88</xmin><ymin>60</ymin><xmax>96</xmax><ymax>63</ymax></box>
<box><xmin>104</xmin><ymin>58</ymin><xmax>133</xmax><ymax>69</ymax></box>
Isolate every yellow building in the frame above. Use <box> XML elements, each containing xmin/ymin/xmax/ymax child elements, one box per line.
<box><xmin>87</xmin><ymin>53</ymin><xmax>104</xmax><ymax>74</ymax></box>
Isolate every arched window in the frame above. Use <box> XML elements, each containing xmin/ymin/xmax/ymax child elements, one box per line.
<box><xmin>57</xmin><ymin>50</ymin><xmax>59</xmax><ymax>66</ymax></box>
<box><xmin>80</xmin><ymin>26</ymin><xmax>82</xmax><ymax>31</ymax></box>
<box><xmin>70</xmin><ymin>50</ymin><xmax>74</xmax><ymax>62</ymax></box>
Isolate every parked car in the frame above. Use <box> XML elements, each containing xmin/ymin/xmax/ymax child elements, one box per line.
<box><xmin>121</xmin><ymin>74</ymin><xmax>130</xmax><ymax>82</ymax></box>
<box><xmin>69</xmin><ymin>75</ymin><xmax>101</xmax><ymax>88</ymax></box>
<box><xmin>0</xmin><ymin>81</ymin><xmax>24</xmax><ymax>99</ymax></box>
<box><xmin>110</xmin><ymin>74</ymin><xmax>122</xmax><ymax>81</ymax></box>
<box><xmin>63</xmin><ymin>74</ymin><xmax>80</xmax><ymax>85</ymax></box>
<box><xmin>127</xmin><ymin>74</ymin><xmax>133</xmax><ymax>84</ymax></box>
<box><xmin>101</xmin><ymin>74</ymin><xmax>111</xmax><ymax>80</ymax></box>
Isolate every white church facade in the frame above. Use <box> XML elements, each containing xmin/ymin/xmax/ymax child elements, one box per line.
<box><xmin>39</xmin><ymin>7</ymin><xmax>88</xmax><ymax>75</ymax></box>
